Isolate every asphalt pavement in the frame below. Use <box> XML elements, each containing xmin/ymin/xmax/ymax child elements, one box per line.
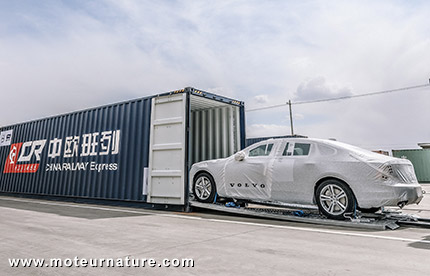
<box><xmin>1</xmin><ymin>184</ymin><xmax>429</xmax><ymax>275</ymax></box>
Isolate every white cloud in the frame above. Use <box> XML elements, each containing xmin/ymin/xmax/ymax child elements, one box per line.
<box><xmin>247</xmin><ymin>124</ymin><xmax>292</xmax><ymax>138</ymax></box>
<box><xmin>0</xmin><ymin>0</ymin><xmax>429</xmax><ymax>151</ymax></box>
<box><xmin>292</xmin><ymin>113</ymin><xmax>304</xmax><ymax>120</ymax></box>
<box><xmin>254</xmin><ymin>95</ymin><xmax>269</xmax><ymax>104</ymax></box>
<box><xmin>295</xmin><ymin>76</ymin><xmax>352</xmax><ymax>102</ymax></box>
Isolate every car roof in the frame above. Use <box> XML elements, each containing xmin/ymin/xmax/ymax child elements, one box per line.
<box><xmin>256</xmin><ymin>137</ymin><xmax>394</xmax><ymax>162</ymax></box>
<box><xmin>259</xmin><ymin>137</ymin><xmax>357</xmax><ymax>147</ymax></box>
<box><xmin>251</xmin><ymin>137</ymin><xmax>384</xmax><ymax>154</ymax></box>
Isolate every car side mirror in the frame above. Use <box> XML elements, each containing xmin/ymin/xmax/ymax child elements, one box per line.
<box><xmin>234</xmin><ymin>151</ymin><xmax>245</xmax><ymax>161</ymax></box>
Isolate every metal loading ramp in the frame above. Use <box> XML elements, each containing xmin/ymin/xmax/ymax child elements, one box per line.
<box><xmin>189</xmin><ymin>201</ymin><xmax>430</xmax><ymax>231</ymax></box>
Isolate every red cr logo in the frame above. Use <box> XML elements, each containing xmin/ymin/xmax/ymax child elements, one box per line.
<box><xmin>4</xmin><ymin>141</ymin><xmax>46</xmax><ymax>173</ymax></box>
<box><xmin>9</xmin><ymin>145</ymin><xmax>18</xmax><ymax>164</ymax></box>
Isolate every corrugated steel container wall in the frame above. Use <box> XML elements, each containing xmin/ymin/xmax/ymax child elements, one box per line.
<box><xmin>239</xmin><ymin>106</ymin><xmax>246</xmax><ymax>149</ymax></box>
<box><xmin>392</xmin><ymin>149</ymin><xmax>430</xmax><ymax>183</ymax></box>
<box><xmin>191</xmin><ymin>106</ymin><xmax>242</xmax><ymax>164</ymax></box>
<box><xmin>0</xmin><ymin>98</ymin><xmax>152</xmax><ymax>201</ymax></box>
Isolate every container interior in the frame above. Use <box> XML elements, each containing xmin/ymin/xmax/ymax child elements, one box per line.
<box><xmin>189</xmin><ymin>95</ymin><xmax>241</xmax><ymax>166</ymax></box>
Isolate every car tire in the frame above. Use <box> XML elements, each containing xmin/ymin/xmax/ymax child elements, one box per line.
<box><xmin>316</xmin><ymin>179</ymin><xmax>355</xmax><ymax>220</ymax></box>
<box><xmin>193</xmin><ymin>172</ymin><xmax>217</xmax><ymax>203</ymax></box>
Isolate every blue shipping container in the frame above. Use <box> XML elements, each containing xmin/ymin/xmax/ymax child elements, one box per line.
<box><xmin>0</xmin><ymin>87</ymin><xmax>245</xmax><ymax>208</ymax></box>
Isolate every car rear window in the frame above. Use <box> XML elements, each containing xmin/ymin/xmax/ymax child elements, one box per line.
<box><xmin>293</xmin><ymin>143</ymin><xmax>311</xmax><ymax>156</ymax></box>
<box><xmin>249</xmin><ymin>143</ymin><xmax>274</xmax><ymax>157</ymax></box>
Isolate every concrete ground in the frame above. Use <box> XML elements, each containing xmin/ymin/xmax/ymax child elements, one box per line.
<box><xmin>1</xmin><ymin>184</ymin><xmax>429</xmax><ymax>276</ymax></box>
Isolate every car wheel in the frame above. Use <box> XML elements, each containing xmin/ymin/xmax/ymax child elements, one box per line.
<box><xmin>193</xmin><ymin>172</ymin><xmax>216</xmax><ymax>203</ymax></box>
<box><xmin>316</xmin><ymin>179</ymin><xmax>355</xmax><ymax>220</ymax></box>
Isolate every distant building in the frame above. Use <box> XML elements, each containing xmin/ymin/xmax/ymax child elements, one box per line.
<box><xmin>418</xmin><ymin>143</ymin><xmax>430</xmax><ymax>149</ymax></box>
<box><xmin>372</xmin><ymin>150</ymin><xmax>389</xmax><ymax>156</ymax></box>
<box><xmin>392</xmin><ymin>143</ymin><xmax>430</xmax><ymax>183</ymax></box>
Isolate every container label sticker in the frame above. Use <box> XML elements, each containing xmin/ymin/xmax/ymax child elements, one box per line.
<box><xmin>3</xmin><ymin>129</ymin><xmax>121</xmax><ymax>174</ymax></box>
<box><xmin>4</xmin><ymin>143</ymin><xmax>40</xmax><ymax>173</ymax></box>
<box><xmin>0</xmin><ymin>129</ymin><xmax>13</xmax><ymax>147</ymax></box>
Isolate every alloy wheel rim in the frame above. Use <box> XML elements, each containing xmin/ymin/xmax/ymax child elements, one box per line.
<box><xmin>319</xmin><ymin>184</ymin><xmax>348</xmax><ymax>216</ymax></box>
<box><xmin>195</xmin><ymin>176</ymin><xmax>212</xmax><ymax>200</ymax></box>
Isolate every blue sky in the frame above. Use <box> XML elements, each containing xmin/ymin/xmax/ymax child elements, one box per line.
<box><xmin>1</xmin><ymin>0</ymin><xmax>429</xmax><ymax>150</ymax></box>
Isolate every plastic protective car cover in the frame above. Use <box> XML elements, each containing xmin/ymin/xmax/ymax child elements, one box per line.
<box><xmin>190</xmin><ymin>138</ymin><xmax>423</xmax><ymax>208</ymax></box>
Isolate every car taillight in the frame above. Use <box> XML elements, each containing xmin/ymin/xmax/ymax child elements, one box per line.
<box><xmin>392</xmin><ymin>164</ymin><xmax>417</xmax><ymax>184</ymax></box>
<box><xmin>379</xmin><ymin>164</ymin><xmax>394</xmax><ymax>181</ymax></box>
<box><xmin>379</xmin><ymin>163</ymin><xmax>417</xmax><ymax>184</ymax></box>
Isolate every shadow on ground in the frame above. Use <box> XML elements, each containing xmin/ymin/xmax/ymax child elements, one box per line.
<box><xmin>408</xmin><ymin>235</ymin><xmax>430</xmax><ymax>250</ymax></box>
<box><xmin>0</xmin><ymin>198</ymin><xmax>149</xmax><ymax>220</ymax></box>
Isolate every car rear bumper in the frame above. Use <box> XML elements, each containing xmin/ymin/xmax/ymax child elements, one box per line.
<box><xmin>392</xmin><ymin>184</ymin><xmax>423</xmax><ymax>205</ymax></box>
<box><xmin>357</xmin><ymin>183</ymin><xmax>423</xmax><ymax>209</ymax></box>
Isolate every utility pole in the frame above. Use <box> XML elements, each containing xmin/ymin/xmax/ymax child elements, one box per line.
<box><xmin>288</xmin><ymin>100</ymin><xmax>294</xmax><ymax>136</ymax></box>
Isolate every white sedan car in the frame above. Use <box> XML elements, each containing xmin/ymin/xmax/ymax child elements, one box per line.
<box><xmin>190</xmin><ymin>138</ymin><xmax>423</xmax><ymax>220</ymax></box>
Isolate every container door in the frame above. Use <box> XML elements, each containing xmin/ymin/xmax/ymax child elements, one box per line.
<box><xmin>147</xmin><ymin>93</ymin><xmax>187</xmax><ymax>204</ymax></box>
